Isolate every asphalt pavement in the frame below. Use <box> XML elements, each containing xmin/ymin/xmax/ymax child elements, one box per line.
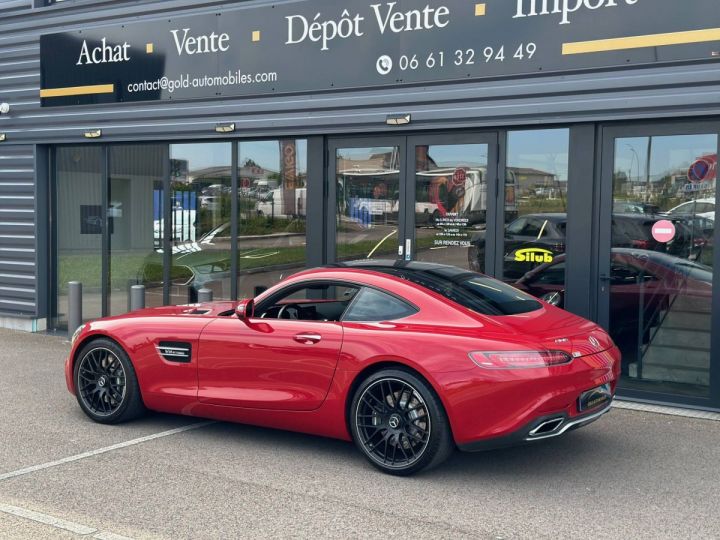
<box><xmin>1</xmin><ymin>328</ymin><xmax>719</xmax><ymax>539</ymax></box>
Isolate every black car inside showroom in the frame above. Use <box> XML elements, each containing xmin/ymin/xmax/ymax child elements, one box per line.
<box><xmin>0</xmin><ymin>0</ymin><xmax>719</xmax><ymax>411</ymax></box>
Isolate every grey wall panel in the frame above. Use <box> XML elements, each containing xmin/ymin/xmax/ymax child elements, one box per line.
<box><xmin>0</xmin><ymin>144</ymin><xmax>36</xmax><ymax>315</ymax></box>
<box><xmin>0</xmin><ymin>0</ymin><xmax>31</xmax><ymax>15</ymax></box>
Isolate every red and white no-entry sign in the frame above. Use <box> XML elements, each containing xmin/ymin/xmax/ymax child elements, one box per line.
<box><xmin>652</xmin><ymin>220</ymin><xmax>676</xmax><ymax>243</ymax></box>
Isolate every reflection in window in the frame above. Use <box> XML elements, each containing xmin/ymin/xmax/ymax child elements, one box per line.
<box><xmin>612</xmin><ymin>134</ymin><xmax>716</xmax><ymax>397</ymax></box>
<box><xmin>237</xmin><ymin>140</ymin><xmax>307</xmax><ymax>299</ymax></box>
<box><xmin>335</xmin><ymin>147</ymin><xmax>400</xmax><ymax>261</ymax></box>
<box><xmin>55</xmin><ymin>147</ymin><xmax>104</xmax><ymax>330</ymax></box>
<box><xmin>414</xmin><ymin>144</ymin><xmax>488</xmax><ymax>271</ymax></box>
<box><xmin>504</xmin><ymin>129</ymin><xmax>570</xmax><ymax>281</ymax></box>
<box><xmin>109</xmin><ymin>145</ymin><xmax>165</xmax><ymax>315</ymax></box>
<box><xmin>169</xmin><ymin>143</ymin><xmax>232</xmax><ymax>303</ymax></box>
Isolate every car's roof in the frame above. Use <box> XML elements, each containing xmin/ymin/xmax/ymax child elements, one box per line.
<box><xmin>674</xmin><ymin>198</ymin><xmax>715</xmax><ymax>205</ymax></box>
<box><xmin>331</xmin><ymin>259</ymin><xmax>475</xmax><ymax>279</ymax></box>
<box><xmin>613</xmin><ymin>213</ymin><xmax>658</xmax><ymax>221</ymax></box>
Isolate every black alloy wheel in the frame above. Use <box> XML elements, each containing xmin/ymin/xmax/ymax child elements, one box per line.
<box><xmin>351</xmin><ymin>369</ymin><xmax>454</xmax><ymax>476</ymax></box>
<box><xmin>74</xmin><ymin>338</ymin><xmax>145</xmax><ymax>424</ymax></box>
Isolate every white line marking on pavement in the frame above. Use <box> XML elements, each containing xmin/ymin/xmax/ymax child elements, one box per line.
<box><xmin>0</xmin><ymin>503</ymin><xmax>95</xmax><ymax>534</ymax></box>
<box><xmin>0</xmin><ymin>503</ymin><xmax>135</xmax><ymax>539</ymax></box>
<box><xmin>0</xmin><ymin>421</ymin><xmax>215</xmax><ymax>482</ymax></box>
<box><xmin>93</xmin><ymin>532</ymin><xmax>135</xmax><ymax>540</ymax></box>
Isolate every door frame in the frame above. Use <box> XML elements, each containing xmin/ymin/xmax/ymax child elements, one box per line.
<box><xmin>597</xmin><ymin>120</ymin><xmax>720</xmax><ymax>409</ymax></box>
<box><xmin>327</xmin><ymin>132</ymin><xmax>501</xmax><ymax>275</ymax></box>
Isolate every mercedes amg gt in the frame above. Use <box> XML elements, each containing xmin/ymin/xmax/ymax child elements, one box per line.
<box><xmin>66</xmin><ymin>261</ymin><xmax>620</xmax><ymax>475</ymax></box>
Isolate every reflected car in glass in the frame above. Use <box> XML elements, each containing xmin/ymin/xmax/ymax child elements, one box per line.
<box><xmin>470</xmin><ymin>212</ymin><xmax>712</xmax><ymax>278</ymax></box>
<box><xmin>66</xmin><ymin>261</ymin><xmax>620</xmax><ymax>475</ymax></box>
<box><xmin>666</xmin><ymin>198</ymin><xmax>715</xmax><ymax>222</ymax></box>
<box><xmin>515</xmin><ymin>249</ymin><xmax>712</xmax><ymax>375</ymax></box>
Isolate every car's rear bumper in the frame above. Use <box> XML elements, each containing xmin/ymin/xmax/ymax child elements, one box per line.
<box><xmin>436</xmin><ymin>345</ymin><xmax>621</xmax><ymax>447</ymax></box>
<box><xmin>457</xmin><ymin>399</ymin><xmax>613</xmax><ymax>452</ymax></box>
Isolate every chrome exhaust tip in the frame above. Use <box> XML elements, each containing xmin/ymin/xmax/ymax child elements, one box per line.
<box><xmin>528</xmin><ymin>417</ymin><xmax>564</xmax><ymax>437</ymax></box>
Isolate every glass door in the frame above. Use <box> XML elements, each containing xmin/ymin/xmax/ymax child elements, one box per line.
<box><xmin>329</xmin><ymin>138</ymin><xmax>405</xmax><ymax>262</ymax></box>
<box><xmin>406</xmin><ymin>134</ymin><xmax>498</xmax><ymax>272</ymax></box>
<box><xmin>599</xmin><ymin>123</ymin><xmax>719</xmax><ymax>405</ymax></box>
<box><xmin>54</xmin><ymin>146</ymin><xmax>105</xmax><ymax>330</ymax></box>
<box><xmin>329</xmin><ymin>134</ymin><xmax>500</xmax><ymax>269</ymax></box>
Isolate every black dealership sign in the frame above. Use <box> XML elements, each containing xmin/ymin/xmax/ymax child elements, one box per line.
<box><xmin>40</xmin><ymin>0</ymin><xmax>720</xmax><ymax>106</ymax></box>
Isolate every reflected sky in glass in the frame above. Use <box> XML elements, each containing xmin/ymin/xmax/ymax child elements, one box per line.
<box><xmin>507</xmin><ymin>129</ymin><xmax>570</xmax><ymax>182</ymax></box>
<box><xmin>615</xmin><ymin>135</ymin><xmax>717</xmax><ymax>183</ymax></box>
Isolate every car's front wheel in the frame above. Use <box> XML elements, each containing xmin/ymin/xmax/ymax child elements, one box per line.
<box><xmin>350</xmin><ymin>369</ymin><xmax>454</xmax><ymax>476</ymax></box>
<box><xmin>74</xmin><ymin>338</ymin><xmax>145</xmax><ymax>424</ymax></box>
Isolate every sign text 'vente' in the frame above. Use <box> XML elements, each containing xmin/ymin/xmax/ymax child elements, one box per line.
<box><xmin>286</xmin><ymin>3</ymin><xmax>451</xmax><ymax>51</ymax></box>
<box><xmin>170</xmin><ymin>29</ymin><xmax>231</xmax><ymax>55</ymax></box>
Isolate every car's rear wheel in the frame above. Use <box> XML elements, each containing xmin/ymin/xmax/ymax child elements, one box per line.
<box><xmin>74</xmin><ymin>338</ymin><xmax>145</xmax><ymax>424</ymax></box>
<box><xmin>350</xmin><ymin>369</ymin><xmax>454</xmax><ymax>476</ymax></box>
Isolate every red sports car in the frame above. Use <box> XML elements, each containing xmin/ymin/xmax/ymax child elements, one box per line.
<box><xmin>65</xmin><ymin>261</ymin><xmax>620</xmax><ymax>475</ymax></box>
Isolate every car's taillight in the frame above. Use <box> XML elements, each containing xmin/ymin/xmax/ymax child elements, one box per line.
<box><xmin>469</xmin><ymin>350</ymin><xmax>573</xmax><ymax>369</ymax></box>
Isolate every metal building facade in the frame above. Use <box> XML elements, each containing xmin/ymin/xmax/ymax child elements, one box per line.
<box><xmin>1</xmin><ymin>0</ymin><xmax>720</xmax><ymax>409</ymax></box>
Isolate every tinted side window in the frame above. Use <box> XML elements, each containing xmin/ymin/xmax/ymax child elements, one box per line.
<box><xmin>506</xmin><ymin>218</ymin><xmax>527</xmax><ymax>235</ymax></box>
<box><xmin>256</xmin><ymin>283</ymin><xmax>359</xmax><ymax>321</ymax></box>
<box><xmin>522</xmin><ymin>219</ymin><xmax>544</xmax><ymax>237</ymax></box>
<box><xmin>697</xmin><ymin>203</ymin><xmax>715</xmax><ymax>213</ymax></box>
<box><xmin>343</xmin><ymin>288</ymin><xmax>417</xmax><ymax>322</ymax></box>
<box><xmin>367</xmin><ymin>267</ymin><xmax>542</xmax><ymax>316</ymax></box>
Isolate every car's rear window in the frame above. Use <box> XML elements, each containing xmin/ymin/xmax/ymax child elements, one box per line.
<box><xmin>369</xmin><ymin>267</ymin><xmax>542</xmax><ymax>316</ymax></box>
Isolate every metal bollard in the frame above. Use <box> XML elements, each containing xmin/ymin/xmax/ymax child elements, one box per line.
<box><xmin>68</xmin><ymin>281</ymin><xmax>82</xmax><ymax>335</ymax></box>
<box><xmin>130</xmin><ymin>284</ymin><xmax>146</xmax><ymax>311</ymax></box>
<box><xmin>197</xmin><ymin>288</ymin><xmax>213</xmax><ymax>303</ymax></box>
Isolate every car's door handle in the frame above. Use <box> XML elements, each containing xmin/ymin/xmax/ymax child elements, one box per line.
<box><xmin>294</xmin><ymin>333</ymin><xmax>322</xmax><ymax>344</ymax></box>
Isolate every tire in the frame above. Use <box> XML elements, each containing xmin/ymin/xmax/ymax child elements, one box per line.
<box><xmin>73</xmin><ymin>338</ymin><xmax>146</xmax><ymax>424</ymax></box>
<box><xmin>350</xmin><ymin>368</ymin><xmax>454</xmax><ymax>476</ymax></box>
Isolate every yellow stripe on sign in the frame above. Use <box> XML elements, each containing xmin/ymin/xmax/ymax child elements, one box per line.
<box><xmin>40</xmin><ymin>84</ymin><xmax>115</xmax><ymax>98</ymax></box>
<box><xmin>563</xmin><ymin>27</ymin><xmax>720</xmax><ymax>55</ymax></box>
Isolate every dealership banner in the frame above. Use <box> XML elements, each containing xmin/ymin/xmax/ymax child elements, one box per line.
<box><xmin>40</xmin><ymin>0</ymin><xmax>720</xmax><ymax>106</ymax></box>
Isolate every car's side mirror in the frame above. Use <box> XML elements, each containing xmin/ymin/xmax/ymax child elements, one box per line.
<box><xmin>235</xmin><ymin>299</ymin><xmax>254</xmax><ymax>320</ymax></box>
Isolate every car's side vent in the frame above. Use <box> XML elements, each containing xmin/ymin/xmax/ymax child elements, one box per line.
<box><xmin>156</xmin><ymin>342</ymin><xmax>192</xmax><ymax>363</ymax></box>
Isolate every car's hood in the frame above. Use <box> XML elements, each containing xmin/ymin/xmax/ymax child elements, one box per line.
<box><xmin>98</xmin><ymin>301</ymin><xmax>239</xmax><ymax>322</ymax></box>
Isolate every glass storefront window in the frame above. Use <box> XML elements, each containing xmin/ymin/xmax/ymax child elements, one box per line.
<box><xmin>55</xmin><ymin>147</ymin><xmax>104</xmax><ymax>330</ymax></box>
<box><xmin>335</xmin><ymin>146</ymin><xmax>400</xmax><ymax>261</ymax></box>
<box><xmin>612</xmin><ymin>134</ymin><xmax>716</xmax><ymax>397</ymax></box>
<box><xmin>169</xmin><ymin>143</ymin><xmax>232</xmax><ymax>304</ymax></box>
<box><xmin>414</xmin><ymin>144</ymin><xmax>489</xmax><ymax>270</ymax></box>
<box><xmin>503</xmin><ymin>129</ymin><xmax>570</xmax><ymax>285</ymax></box>
<box><xmin>237</xmin><ymin>140</ymin><xmax>307</xmax><ymax>299</ymax></box>
<box><xmin>108</xmin><ymin>145</ymin><xmax>165</xmax><ymax>315</ymax></box>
